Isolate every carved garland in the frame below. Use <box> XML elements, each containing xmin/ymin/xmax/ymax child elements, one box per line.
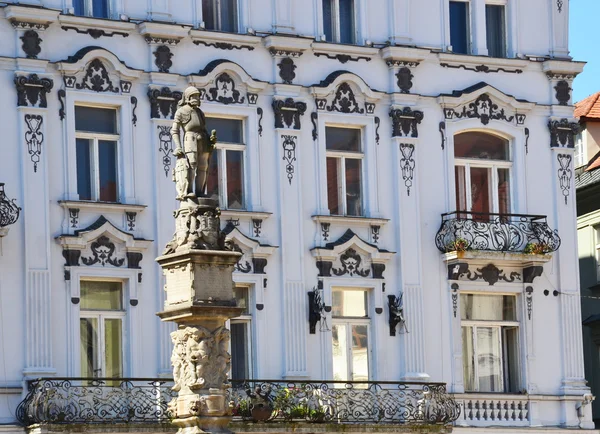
<box><xmin>444</xmin><ymin>94</ymin><xmax>521</xmax><ymax>126</ymax></box>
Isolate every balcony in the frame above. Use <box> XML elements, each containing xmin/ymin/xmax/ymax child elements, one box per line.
<box><xmin>435</xmin><ymin>212</ymin><xmax>561</xmax><ymax>254</ymax></box>
<box><xmin>16</xmin><ymin>378</ymin><xmax>460</xmax><ymax>428</ymax></box>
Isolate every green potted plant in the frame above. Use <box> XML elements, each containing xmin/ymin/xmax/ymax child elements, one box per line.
<box><xmin>524</xmin><ymin>242</ymin><xmax>550</xmax><ymax>255</ymax></box>
<box><xmin>446</xmin><ymin>237</ymin><xmax>470</xmax><ymax>253</ymax></box>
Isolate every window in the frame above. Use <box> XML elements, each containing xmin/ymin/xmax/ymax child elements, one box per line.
<box><xmin>322</xmin><ymin>0</ymin><xmax>356</xmax><ymax>44</ymax></box>
<box><xmin>454</xmin><ymin>132</ymin><xmax>511</xmax><ymax>215</ymax></box>
<box><xmin>80</xmin><ymin>280</ymin><xmax>125</xmax><ymax>379</ymax></box>
<box><xmin>75</xmin><ymin>106</ymin><xmax>119</xmax><ymax>202</ymax></box>
<box><xmin>231</xmin><ymin>286</ymin><xmax>252</xmax><ymax>380</ymax></box>
<box><xmin>73</xmin><ymin>0</ymin><xmax>110</xmax><ymax>18</ymax></box>
<box><xmin>461</xmin><ymin>294</ymin><xmax>520</xmax><ymax>393</ymax></box>
<box><xmin>203</xmin><ymin>0</ymin><xmax>238</xmax><ymax>32</ymax></box>
<box><xmin>575</xmin><ymin>130</ymin><xmax>587</xmax><ymax>168</ymax></box>
<box><xmin>595</xmin><ymin>228</ymin><xmax>600</xmax><ymax>283</ymax></box>
<box><xmin>332</xmin><ymin>288</ymin><xmax>370</xmax><ymax>382</ymax></box>
<box><xmin>326</xmin><ymin>127</ymin><xmax>363</xmax><ymax>216</ymax></box>
<box><xmin>485</xmin><ymin>4</ymin><xmax>506</xmax><ymax>58</ymax></box>
<box><xmin>206</xmin><ymin>118</ymin><xmax>245</xmax><ymax>210</ymax></box>
<box><xmin>449</xmin><ymin>1</ymin><xmax>470</xmax><ymax>54</ymax></box>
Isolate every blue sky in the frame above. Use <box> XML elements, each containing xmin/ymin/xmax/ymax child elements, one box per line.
<box><xmin>571</xmin><ymin>0</ymin><xmax>600</xmax><ymax>102</ymax></box>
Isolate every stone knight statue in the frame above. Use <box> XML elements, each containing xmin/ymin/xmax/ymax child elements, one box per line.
<box><xmin>171</xmin><ymin>86</ymin><xmax>217</xmax><ymax>199</ymax></box>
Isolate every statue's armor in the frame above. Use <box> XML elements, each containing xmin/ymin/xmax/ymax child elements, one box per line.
<box><xmin>171</xmin><ymin>105</ymin><xmax>210</xmax><ymax>163</ymax></box>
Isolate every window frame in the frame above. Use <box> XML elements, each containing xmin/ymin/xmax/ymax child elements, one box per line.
<box><xmin>230</xmin><ymin>285</ymin><xmax>253</xmax><ymax>380</ymax></box>
<box><xmin>325</xmin><ymin>126</ymin><xmax>365</xmax><ymax>217</ymax></box>
<box><xmin>460</xmin><ymin>293</ymin><xmax>520</xmax><ymax>393</ymax></box>
<box><xmin>575</xmin><ymin>128</ymin><xmax>587</xmax><ymax>168</ymax></box>
<box><xmin>73</xmin><ymin>0</ymin><xmax>111</xmax><ymax>18</ymax></box>
<box><xmin>449</xmin><ymin>0</ymin><xmax>471</xmax><ymax>54</ymax></box>
<box><xmin>75</xmin><ymin>105</ymin><xmax>120</xmax><ymax>203</ymax></box>
<box><xmin>206</xmin><ymin>116</ymin><xmax>246</xmax><ymax>210</ymax></box>
<box><xmin>203</xmin><ymin>0</ymin><xmax>239</xmax><ymax>33</ymax></box>
<box><xmin>484</xmin><ymin>2</ymin><xmax>507</xmax><ymax>58</ymax></box>
<box><xmin>453</xmin><ymin>131</ymin><xmax>513</xmax><ymax>214</ymax></box>
<box><xmin>331</xmin><ymin>287</ymin><xmax>372</xmax><ymax>382</ymax></box>
<box><xmin>322</xmin><ymin>0</ymin><xmax>357</xmax><ymax>44</ymax></box>
<box><xmin>79</xmin><ymin>279</ymin><xmax>126</xmax><ymax>379</ymax></box>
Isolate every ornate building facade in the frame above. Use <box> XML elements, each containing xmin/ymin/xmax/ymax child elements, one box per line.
<box><xmin>0</xmin><ymin>0</ymin><xmax>592</xmax><ymax>432</ymax></box>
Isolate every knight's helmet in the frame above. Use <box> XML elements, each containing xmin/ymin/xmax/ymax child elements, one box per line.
<box><xmin>179</xmin><ymin>86</ymin><xmax>201</xmax><ymax>106</ymax></box>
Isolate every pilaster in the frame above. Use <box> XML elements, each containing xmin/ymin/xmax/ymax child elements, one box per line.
<box><xmin>388</xmin><ymin>0</ymin><xmax>410</xmax><ymax>45</ymax></box>
<box><xmin>471</xmin><ymin>0</ymin><xmax>488</xmax><ymax>56</ymax></box>
<box><xmin>549</xmin><ymin>0</ymin><xmax>569</xmax><ymax>59</ymax></box>
<box><xmin>272</xmin><ymin>0</ymin><xmax>294</xmax><ymax>33</ymax></box>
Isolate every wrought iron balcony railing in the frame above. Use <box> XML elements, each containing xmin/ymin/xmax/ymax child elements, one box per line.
<box><xmin>16</xmin><ymin>378</ymin><xmax>460</xmax><ymax>426</ymax></box>
<box><xmin>435</xmin><ymin>211</ymin><xmax>561</xmax><ymax>254</ymax></box>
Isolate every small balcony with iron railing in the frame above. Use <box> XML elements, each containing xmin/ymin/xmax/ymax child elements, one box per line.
<box><xmin>435</xmin><ymin>212</ymin><xmax>561</xmax><ymax>255</ymax></box>
<box><xmin>15</xmin><ymin>378</ymin><xmax>460</xmax><ymax>432</ymax></box>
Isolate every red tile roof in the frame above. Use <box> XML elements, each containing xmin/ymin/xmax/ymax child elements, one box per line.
<box><xmin>575</xmin><ymin>92</ymin><xmax>600</xmax><ymax>120</ymax></box>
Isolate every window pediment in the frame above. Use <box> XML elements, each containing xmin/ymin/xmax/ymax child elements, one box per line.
<box><xmin>223</xmin><ymin>223</ymin><xmax>277</xmax><ymax>274</ymax></box>
<box><xmin>438</xmin><ymin>82</ymin><xmax>534</xmax><ymax>126</ymax></box>
<box><xmin>57</xmin><ymin>47</ymin><xmax>143</xmax><ymax>93</ymax></box>
<box><xmin>189</xmin><ymin>60</ymin><xmax>267</xmax><ymax>106</ymax></box>
<box><xmin>311</xmin><ymin>229</ymin><xmax>394</xmax><ymax>279</ymax></box>
<box><xmin>311</xmin><ymin>72</ymin><xmax>382</xmax><ymax>115</ymax></box>
<box><xmin>56</xmin><ymin>216</ymin><xmax>151</xmax><ymax>269</ymax></box>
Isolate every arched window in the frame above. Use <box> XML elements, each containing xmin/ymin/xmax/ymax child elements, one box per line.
<box><xmin>454</xmin><ymin>132</ymin><xmax>511</xmax><ymax>215</ymax></box>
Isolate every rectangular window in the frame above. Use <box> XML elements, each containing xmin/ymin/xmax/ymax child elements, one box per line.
<box><xmin>461</xmin><ymin>294</ymin><xmax>520</xmax><ymax>393</ymax></box>
<box><xmin>231</xmin><ymin>286</ymin><xmax>251</xmax><ymax>380</ymax></box>
<box><xmin>450</xmin><ymin>1</ymin><xmax>470</xmax><ymax>54</ymax></box>
<box><xmin>74</xmin><ymin>0</ymin><xmax>110</xmax><ymax>18</ymax></box>
<box><xmin>326</xmin><ymin>127</ymin><xmax>363</xmax><ymax>216</ymax></box>
<box><xmin>75</xmin><ymin>106</ymin><xmax>119</xmax><ymax>202</ymax></box>
<box><xmin>332</xmin><ymin>288</ymin><xmax>370</xmax><ymax>382</ymax></box>
<box><xmin>80</xmin><ymin>281</ymin><xmax>125</xmax><ymax>379</ymax></box>
<box><xmin>486</xmin><ymin>4</ymin><xmax>506</xmax><ymax>58</ymax></box>
<box><xmin>206</xmin><ymin>118</ymin><xmax>245</xmax><ymax>210</ymax></box>
<box><xmin>203</xmin><ymin>0</ymin><xmax>238</xmax><ymax>32</ymax></box>
<box><xmin>322</xmin><ymin>0</ymin><xmax>356</xmax><ymax>44</ymax></box>
<box><xmin>575</xmin><ymin>130</ymin><xmax>587</xmax><ymax>168</ymax></box>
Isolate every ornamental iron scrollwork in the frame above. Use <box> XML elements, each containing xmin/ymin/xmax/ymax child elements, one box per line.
<box><xmin>396</xmin><ymin>67</ymin><xmax>414</xmax><ymax>93</ymax></box>
<box><xmin>154</xmin><ymin>45</ymin><xmax>173</xmax><ymax>73</ymax></box>
<box><xmin>282</xmin><ymin>135</ymin><xmax>297</xmax><ymax>185</ymax></box>
<box><xmin>273</xmin><ymin>98</ymin><xmax>307</xmax><ymax>129</ymax></box>
<box><xmin>554</xmin><ymin>80</ymin><xmax>571</xmax><ymax>106</ymax></box>
<box><xmin>15</xmin><ymin>74</ymin><xmax>54</xmax><ymax>108</ymax></box>
<box><xmin>443</xmin><ymin>94</ymin><xmax>515</xmax><ymax>126</ymax></box>
<box><xmin>327</xmin><ymin>82</ymin><xmax>364</xmax><ymax>114</ymax></box>
<box><xmin>16</xmin><ymin>378</ymin><xmax>175</xmax><ymax>425</ymax></box>
<box><xmin>399</xmin><ymin>144</ymin><xmax>415</xmax><ymax>196</ymax></box>
<box><xmin>0</xmin><ymin>183</ymin><xmax>21</xmax><ymax>228</ymax></box>
<box><xmin>206</xmin><ymin>73</ymin><xmax>245</xmax><ymax>105</ymax></box>
<box><xmin>229</xmin><ymin>379</ymin><xmax>460</xmax><ymax>424</ymax></box>
<box><xmin>332</xmin><ymin>248</ymin><xmax>370</xmax><ymax>277</ymax></box>
<box><xmin>557</xmin><ymin>153</ymin><xmax>572</xmax><ymax>204</ymax></box>
<box><xmin>148</xmin><ymin>87</ymin><xmax>183</xmax><ymax>119</ymax></box>
<box><xmin>278</xmin><ymin>57</ymin><xmax>296</xmax><ymax>84</ymax></box>
<box><xmin>81</xmin><ymin>235</ymin><xmax>125</xmax><ymax>267</ymax></box>
<box><xmin>388</xmin><ymin>294</ymin><xmax>407</xmax><ymax>336</ymax></box>
<box><xmin>157</xmin><ymin>126</ymin><xmax>174</xmax><ymax>177</ymax></box>
<box><xmin>20</xmin><ymin>30</ymin><xmax>42</xmax><ymax>59</ymax></box>
<box><xmin>24</xmin><ymin>114</ymin><xmax>43</xmax><ymax>173</ymax></box>
<box><xmin>76</xmin><ymin>59</ymin><xmax>119</xmax><ymax>93</ymax></box>
<box><xmin>452</xmin><ymin>263</ymin><xmax>521</xmax><ymax>286</ymax></box>
<box><xmin>390</xmin><ymin>107</ymin><xmax>423</xmax><ymax>138</ymax></box>
<box><xmin>435</xmin><ymin>211</ymin><xmax>561</xmax><ymax>253</ymax></box>
<box><xmin>549</xmin><ymin>118</ymin><xmax>580</xmax><ymax>148</ymax></box>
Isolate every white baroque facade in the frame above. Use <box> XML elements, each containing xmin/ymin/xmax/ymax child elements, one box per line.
<box><xmin>0</xmin><ymin>0</ymin><xmax>593</xmax><ymax>432</ymax></box>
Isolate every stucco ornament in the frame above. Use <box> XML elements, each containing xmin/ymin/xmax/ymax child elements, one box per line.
<box><xmin>171</xmin><ymin>86</ymin><xmax>217</xmax><ymax>199</ymax></box>
<box><xmin>171</xmin><ymin>326</ymin><xmax>232</xmax><ymax>393</ymax></box>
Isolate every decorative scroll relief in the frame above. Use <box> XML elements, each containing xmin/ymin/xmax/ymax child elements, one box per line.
<box><xmin>204</xmin><ymin>73</ymin><xmax>245</xmax><ymax>105</ymax></box>
<box><xmin>171</xmin><ymin>326</ymin><xmax>230</xmax><ymax>392</ymax></box>
<box><xmin>390</xmin><ymin>107</ymin><xmax>423</xmax><ymax>138</ymax></box>
<box><xmin>557</xmin><ymin>153</ymin><xmax>572</xmax><ymax>205</ymax></box>
<box><xmin>148</xmin><ymin>87</ymin><xmax>183</xmax><ymax>120</ymax></box>
<box><xmin>81</xmin><ymin>235</ymin><xmax>125</xmax><ymax>267</ymax></box>
<box><xmin>549</xmin><ymin>118</ymin><xmax>580</xmax><ymax>148</ymax></box>
<box><xmin>443</xmin><ymin>94</ymin><xmax>525</xmax><ymax>126</ymax></box>
<box><xmin>158</xmin><ymin>126</ymin><xmax>174</xmax><ymax>177</ymax></box>
<box><xmin>273</xmin><ymin>98</ymin><xmax>307</xmax><ymax>129</ymax></box>
<box><xmin>282</xmin><ymin>135</ymin><xmax>297</xmax><ymax>185</ymax></box>
<box><xmin>75</xmin><ymin>59</ymin><xmax>119</xmax><ymax>93</ymax></box>
<box><xmin>15</xmin><ymin>74</ymin><xmax>53</xmax><ymax>108</ymax></box>
<box><xmin>230</xmin><ymin>241</ymin><xmax>252</xmax><ymax>273</ymax></box>
<box><xmin>25</xmin><ymin>114</ymin><xmax>43</xmax><ymax>173</ymax></box>
<box><xmin>399</xmin><ymin>144</ymin><xmax>415</xmax><ymax>195</ymax></box>
<box><xmin>332</xmin><ymin>248</ymin><xmax>371</xmax><ymax>277</ymax></box>
<box><xmin>315</xmin><ymin>82</ymin><xmax>373</xmax><ymax>115</ymax></box>
<box><xmin>448</xmin><ymin>262</ymin><xmax>521</xmax><ymax>286</ymax></box>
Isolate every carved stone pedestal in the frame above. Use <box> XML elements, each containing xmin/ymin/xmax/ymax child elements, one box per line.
<box><xmin>157</xmin><ymin>199</ymin><xmax>242</xmax><ymax>434</ymax></box>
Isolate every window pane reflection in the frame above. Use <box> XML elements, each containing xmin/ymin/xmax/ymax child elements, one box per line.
<box><xmin>327</xmin><ymin>157</ymin><xmax>341</xmax><ymax>215</ymax></box>
<box><xmin>226</xmin><ymin>150</ymin><xmax>243</xmax><ymax>209</ymax></box>
<box><xmin>99</xmin><ymin>140</ymin><xmax>117</xmax><ymax>202</ymax></box>
<box><xmin>345</xmin><ymin>159</ymin><xmax>362</xmax><ymax>216</ymax></box>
